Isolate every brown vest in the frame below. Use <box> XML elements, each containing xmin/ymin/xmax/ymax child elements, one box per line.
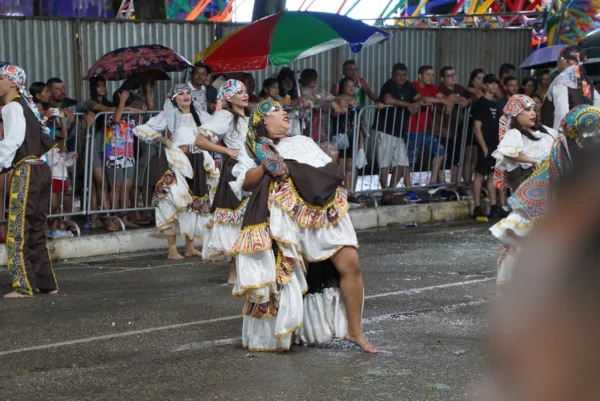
<box><xmin>11</xmin><ymin>96</ymin><xmax>56</xmax><ymax>166</ymax></box>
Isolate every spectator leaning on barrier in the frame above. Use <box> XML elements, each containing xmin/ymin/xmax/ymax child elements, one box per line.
<box><xmin>404</xmin><ymin>65</ymin><xmax>454</xmax><ymax>192</ymax></box>
<box><xmin>472</xmin><ymin>74</ymin><xmax>508</xmax><ymax>219</ymax></box>
<box><xmin>374</xmin><ymin>63</ymin><xmax>420</xmax><ymax>205</ymax></box>
<box><xmin>277</xmin><ymin>67</ymin><xmax>302</xmax><ymax>107</ymax></box>
<box><xmin>332</xmin><ymin>77</ymin><xmax>366</xmax><ymax>200</ymax></box>
<box><xmin>437</xmin><ymin>66</ymin><xmax>472</xmax><ymax>188</ymax></box>
<box><xmin>46</xmin><ymin>77</ymin><xmax>78</xmax><ymax>133</ymax></box>
<box><xmin>467</xmin><ymin>68</ymin><xmax>485</xmax><ymax>99</ymax></box>
<box><xmin>331</xmin><ymin>60</ymin><xmax>379</xmax><ymax>108</ymax></box>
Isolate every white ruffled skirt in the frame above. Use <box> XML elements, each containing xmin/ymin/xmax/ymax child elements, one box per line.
<box><xmin>232</xmin><ymin>183</ymin><xmax>356</xmax><ymax>352</ymax></box>
<box><xmin>490</xmin><ymin>207</ymin><xmax>534</xmax><ymax>288</ymax></box>
<box><xmin>153</xmin><ymin>149</ymin><xmax>218</xmax><ymax>240</ymax></box>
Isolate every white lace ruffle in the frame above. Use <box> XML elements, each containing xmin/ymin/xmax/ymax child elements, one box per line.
<box><xmin>235</xmin><ymin>198</ymin><xmax>356</xmax><ymax>352</ymax></box>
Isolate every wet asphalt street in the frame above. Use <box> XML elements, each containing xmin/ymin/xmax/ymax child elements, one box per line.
<box><xmin>0</xmin><ymin>222</ymin><xmax>499</xmax><ymax>401</ymax></box>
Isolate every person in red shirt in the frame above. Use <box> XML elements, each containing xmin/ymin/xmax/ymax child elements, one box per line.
<box><xmin>405</xmin><ymin>65</ymin><xmax>454</xmax><ymax>188</ymax></box>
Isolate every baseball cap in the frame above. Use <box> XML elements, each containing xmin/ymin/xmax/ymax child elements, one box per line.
<box><xmin>483</xmin><ymin>74</ymin><xmax>500</xmax><ymax>84</ymax></box>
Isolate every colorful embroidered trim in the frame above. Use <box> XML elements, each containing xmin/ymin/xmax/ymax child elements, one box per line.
<box><xmin>273</xmin><ymin>178</ymin><xmax>349</xmax><ymax>229</ymax></box>
<box><xmin>206</xmin><ymin>198</ymin><xmax>248</xmax><ymax>228</ymax></box>
<box><xmin>231</xmin><ymin>223</ymin><xmax>272</xmax><ymax>255</ymax></box>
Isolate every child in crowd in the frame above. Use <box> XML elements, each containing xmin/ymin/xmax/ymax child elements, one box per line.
<box><xmin>472</xmin><ymin>74</ymin><xmax>508</xmax><ymax>219</ymax></box>
<box><xmin>47</xmin><ymin>135</ymin><xmax>77</xmax><ymax>235</ymax></box>
<box><xmin>258</xmin><ymin>78</ymin><xmax>292</xmax><ymax>107</ymax></box>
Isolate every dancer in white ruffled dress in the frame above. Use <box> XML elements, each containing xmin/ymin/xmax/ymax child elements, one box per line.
<box><xmin>194</xmin><ymin>79</ymin><xmax>249</xmax><ymax>285</ymax></box>
<box><xmin>230</xmin><ymin>99</ymin><xmax>376</xmax><ymax>353</ymax></box>
<box><xmin>133</xmin><ymin>83</ymin><xmax>218</xmax><ymax>260</ymax></box>
<box><xmin>489</xmin><ymin>95</ymin><xmax>557</xmax><ymax>288</ymax></box>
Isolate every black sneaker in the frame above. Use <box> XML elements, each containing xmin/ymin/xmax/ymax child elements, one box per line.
<box><xmin>472</xmin><ymin>206</ymin><xmax>486</xmax><ymax>219</ymax></box>
<box><xmin>490</xmin><ymin>205</ymin><xmax>509</xmax><ymax>219</ymax></box>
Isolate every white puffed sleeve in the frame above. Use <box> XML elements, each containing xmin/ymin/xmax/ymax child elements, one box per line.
<box><xmin>492</xmin><ymin>128</ymin><xmax>523</xmax><ymax>172</ymax></box>
<box><xmin>197</xmin><ymin>110</ymin><xmax>234</xmax><ymax>143</ymax></box>
<box><xmin>0</xmin><ymin>102</ymin><xmax>26</xmax><ymax>169</ymax></box>
<box><xmin>133</xmin><ymin>111</ymin><xmax>167</xmax><ymax>142</ymax></box>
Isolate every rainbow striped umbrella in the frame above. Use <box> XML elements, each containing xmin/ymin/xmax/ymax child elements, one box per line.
<box><xmin>194</xmin><ymin>11</ymin><xmax>390</xmax><ymax>73</ymax></box>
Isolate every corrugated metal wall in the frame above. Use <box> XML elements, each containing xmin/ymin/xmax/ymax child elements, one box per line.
<box><xmin>0</xmin><ymin>17</ymin><xmax>77</xmax><ymax>98</ymax></box>
<box><xmin>438</xmin><ymin>29</ymin><xmax>531</xmax><ymax>86</ymax></box>
<box><xmin>78</xmin><ymin>19</ymin><xmax>213</xmax><ymax>101</ymax></box>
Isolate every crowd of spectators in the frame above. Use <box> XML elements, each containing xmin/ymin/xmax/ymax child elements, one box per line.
<box><xmin>0</xmin><ymin>60</ymin><xmax>549</xmax><ymax>237</ymax></box>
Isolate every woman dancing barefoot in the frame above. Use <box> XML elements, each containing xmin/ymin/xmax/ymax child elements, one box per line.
<box><xmin>230</xmin><ymin>99</ymin><xmax>376</xmax><ymax>353</ymax></box>
<box><xmin>134</xmin><ymin>84</ymin><xmax>218</xmax><ymax>260</ymax></box>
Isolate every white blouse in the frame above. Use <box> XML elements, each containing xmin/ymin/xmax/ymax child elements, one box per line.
<box><xmin>133</xmin><ymin>112</ymin><xmax>199</xmax><ymax>148</ymax></box>
<box><xmin>492</xmin><ymin>127</ymin><xmax>557</xmax><ymax>172</ymax></box>
<box><xmin>229</xmin><ymin>136</ymin><xmax>332</xmax><ymax>200</ymax></box>
<box><xmin>199</xmin><ymin>110</ymin><xmax>248</xmax><ymax>150</ymax></box>
<box><xmin>0</xmin><ymin>102</ymin><xmax>26</xmax><ymax>169</ymax></box>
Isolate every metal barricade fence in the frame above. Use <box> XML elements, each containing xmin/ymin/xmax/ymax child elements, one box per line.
<box><xmin>46</xmin><ymin>112</ymin><xmax>88</xmax><ymax>236</ymax></box>
<box><xmin>284</xmin><ymin>103</ymin><xmax>473</xmax><ymax>201</ymax></box>
<box><xmin>0</xmin><ymin>104</ymin><xmax>476</xmax><ymax>239</ymax></box>
<box><xmin>0</xmin><ymin>112</ymin><xmax>88</xmax><ymax>236</ymax></box>
<box><xmin>284</xmin><ymin>105</ymin><xmax>363</xmax><ymax>196</ymax></box>
<box><xmin>350</xmin><ymin>104</ymin><xmax>474</xmax><ymax>200</ymax></box>
<box><xmin>86</xmin><ymin>110</ymin><xmax>165</xmax><ymax>232</ymax></box>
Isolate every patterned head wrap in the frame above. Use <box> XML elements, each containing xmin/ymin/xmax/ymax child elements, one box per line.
<box><xmin>559</xmin><ymin>105</ymin><xmax>600</xmax><ymax>140</ymax></box>
<box><xmin>245</xmin><ymin>99</ymin><xmax>287</xmax><ymax>178</ymax></box>
<box><xmin>167</xmin><ymin>83</ymin><xmax>191</xmax><ymax>100</ymax></box>
<box><xmin>558</xmin><ymin>46</ymin><xmax>593</xmax><ymax>102</ymax></box>
<box><xmin>162</xmin><ymin>83</ymin><xmax>195</xmax><ymax>134</ymax></box>
<box><xmin>494</xmin><ymin>95</ymin><xmax>537</xmax><ymax>190</ymax></box>
<box><xmin>0</xmin><ymin>64</ymin><xmax>48</xmax><ymax>134</ymax></box>
<box><xmin>216</xmin><ymin>79</ymin><xmax>246</xmax><ymax>111</ymax></box>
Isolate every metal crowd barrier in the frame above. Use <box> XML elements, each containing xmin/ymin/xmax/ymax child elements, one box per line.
<box><xmin>85</xmin><ymin>110</ymin><xmax>165</xmax><ymax>232</ymax></box>
<box><xmin>0</xmin><ymin>112</ymin><xmax>87</xmax><ymax>236</ymax></box>
<box><xmin>350</xmin><ymin>104</ymin><xmax>473</xmax><ymax>200</ymax></box>
<box><xmin>0</xmin><ymin>103</ymin><xmax>477</xmax><ymax>239</ymax></box>
<box><xmin>284</xmin><ymin>102</ymin><xmax>474</xmax><ymax>202</ymax></box>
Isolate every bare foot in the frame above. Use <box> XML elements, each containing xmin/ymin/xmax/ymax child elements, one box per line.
<box><xmin>4</xmin><ymin>291</ymin><xmax>33</xmax><ymax>298</ymax></box>
<box><xmin>345</xmin><ymin>333</ymin><xmax>377</xmax><ymax>353</ymax></box>
<box><xmin>184</xmin><ymin>248</ymin><xmax>202</xmax><ymax>258</ymax></box>
<box><xmin>168</xmin><ymin>250</ymin><xmax>185</xmax><ymax>260</ymax></box>
<box><xmin>227</xmin><ymin>273</ymin><xmax>237</xmax><ymax>286</ymax></box>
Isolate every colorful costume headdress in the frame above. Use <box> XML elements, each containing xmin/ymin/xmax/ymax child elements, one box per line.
<box><xmin>0</xmin><ymin>64</ymin><xmax>49</xmax><ymax>135</ymax></box>
<box><xmin>245</xmin><ymin>99</ymin><xmax>287</xmax><ymax>178</ymax></box>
